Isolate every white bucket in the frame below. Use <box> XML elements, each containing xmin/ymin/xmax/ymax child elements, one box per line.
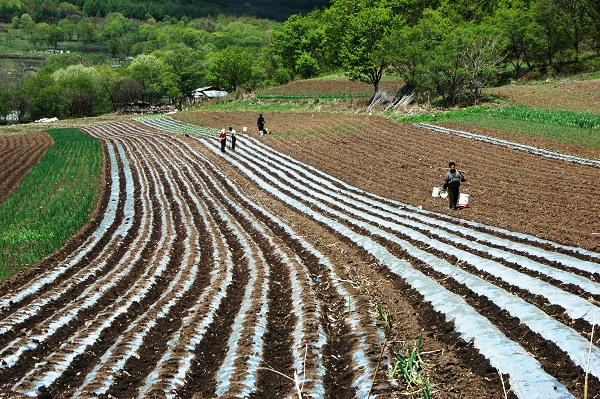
<box><xmin>432</xmin><ymin>187</ymin><xmax>442</xmax><ymax>197</ymax></box>
<box><xmin>259</xmin><ymin>130</ymin><xmax>264</xmax><ymax>136</ymax></box>
<box><xmin>458</xmin><ymin>193</ymin><xmax>470</xmax><ymax>207</ymax></box>
<box><xmin>242</xmin><ymin>126</ymin><xmax>248</xmax><ymax>132</ymax></box>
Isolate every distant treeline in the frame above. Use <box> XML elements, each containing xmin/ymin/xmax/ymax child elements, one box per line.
<box><xmin>0</xmin><ymin>0</ymin><xmax>330</xmax><ymax>22</ymax></box>
<box><xmin>1</xmin><ymin>0</ymin><xmax>600</xmax><ymax>124</ymax></box>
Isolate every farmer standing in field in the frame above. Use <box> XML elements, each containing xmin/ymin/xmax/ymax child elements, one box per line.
<box><xmin>443</xmin><ymin>161</ymin><xmax>466</xmax><ymax>210</ymax></box>
<box><xmin>219</xmin><ymin>128</ymin><xmax>227</xmax><ymax>152</ymax></box>
<box><xmin>229</xmin><ymin>126</ymin><xmax>237</xmax><ymax>151</ymax></box>
<box><xmin>257</xmin><ymin>113</ymin><xmax>265</xmax><ymax>134</ymax></box>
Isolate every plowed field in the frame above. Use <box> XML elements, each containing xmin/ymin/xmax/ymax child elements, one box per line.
<box><xmin>0</xmin><ymin>133</ymin><xmax>53</xmax><ymax>202</ymax></box>
<box><xmin>0</xmin><ymin>111</ymin><xmax>598</xmax><ymax>399</ymax></box>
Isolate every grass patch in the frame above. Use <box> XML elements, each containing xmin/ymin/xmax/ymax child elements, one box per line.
<box><xmin>255</xmin><ymin>92</ymin><xmax>370</xmax><ymax>100</ymax></box>
<box><xmin>192</xmin><ymin>101</ymin><xmax>311</xmax><ymax>112</ymax></box>
<box><xmin>393</xmin><ymin>105</ymin><xmax>600</xmax><ymax>150</ymax></box>
<box><xmin>0</xmin><ymin>128</ymin><xmax>103</xmax><ymax>280</ymax></box>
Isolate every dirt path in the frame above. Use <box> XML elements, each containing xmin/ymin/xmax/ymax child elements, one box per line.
<box><xmin>0</xmin><ymin>115</ymin><xmax>597</xmax><ymax>399</ymax></box>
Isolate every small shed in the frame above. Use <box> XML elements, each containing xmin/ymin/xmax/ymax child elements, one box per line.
<box><xmin>192</xmin><ymin>86</ymin><xmax>228</xmax><ymax>100</ymax></box>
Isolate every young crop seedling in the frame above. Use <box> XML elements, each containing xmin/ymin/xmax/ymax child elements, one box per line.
<box><xmin>391</xmin><ymin>330</ymin><xmax>431</xmax><ymax>399</ymax></box>
<box><xmin>375</xmin><ymin>303</ymin><xmax>393</xmax><ymax>330</ymax></box>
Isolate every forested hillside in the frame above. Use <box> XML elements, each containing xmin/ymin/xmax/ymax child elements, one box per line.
<box><xmin>0</xmin><ymin>0</ymin><xmax>330</xmax><ymax>22</ymax></box>
<box><xmin>1</xmin><ymin>0</ymin><xmax>599</xmax><ymax>124</ymax></box>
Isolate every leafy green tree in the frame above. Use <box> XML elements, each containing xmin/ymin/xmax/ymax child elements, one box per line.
<box><xmin>427</xmin><ymin>31</ymin><xmax>468</xmax><ymax>105</ymax></box>
<box><xmin>533</xmin><ymin>0</ymin><xmax>568</xmax><ymax>68</ymax></box>
<box><xmin>206</xmin><ymin>45</ymin><xmax>253</xmax><ymax>91</ymax></box>
<box><xmin>52</xmin><ymin>64</ymin><xmax>106</xmax><ymax>117</ymax></box>
<box><xmin>181</xmin><ymin>27</ymin><xmax>210</xmax><ymax>49</ymax></box>
<box><xmin>45</xmin><ymin>25</ymin><xmax>65</xmax><ymax>49</ymax></box>
<box><xmin>213</xmin><ymin>19</ymin><xmax>270</xmax><ymax>50</ymax></box>
<box><xmin>101</xmin><ymin>12</ymin><xmax>137</xmax><ymax>58</ymax></box>
<box><xmin>554</xmin><ymin>0</ymin><xmax>590</xmax><ymax>60</ymax></box>
<box><xmin>76</xmin><ymin>18</ymin><xmax>98</xmax><ymax>50</ymax></box>
<box><xmin>58</xmin><ymin>18</ymin><xmax>77</xmax><ymax>41</ymax></box>
<box><xmin>19</xmin><ymin>13</ymin><xmax>34</xmax><ymax>39</ymax></box>
<box><xmin>385</xmin><ymin>14</ymin><xmax>444</xmax><ymax>93</ymax></box>
<box><xmin>31</xmin><ymin>22</ymin><xmax>50</xmax><ymax>49</ymax></box>
<box><xmin>0</xmin><ymin>0</ymin><xmax>27</xmax><ymax>23</ymax></box>
<box><xmin>95</xmin><ymin>64</ymin><xmax>124</xmax><ymax>111</ymax></box>
<box><xmin>340</xmin><ymin>6</ymin><xmax>399</xmax><ymax>97</ymax></box>
<box><xmin>295</xmin><ymin>52</ymin><xmax>320</xmax><ymax>78</ymax></box>
<box><xmin>489</xmin><ymin>5</ymin><xmax>543</xmax><ymax>78</ymax></box>
<box><xmin>127</xmin><ymin>53</ymin><xmax>168</xmax><ymax>102</ymax></box>
<box><xmin>159</xmin><ymin>45</ymin><xmax>206</xmax><ymax>105</ymax></box>
<box><xmin>587</xmin><ymin>0</ymin><xmax>600</xmax><ymax>51</ymax></box>
<box><xmin>270</xmin><ymin>11</ymin><xmax>328</xmax><ymax>78</ymax></box>
<box><xmin>24</xmin><ymin>72</ymin><xmax>71</xmax><ymax>120</ymax></box>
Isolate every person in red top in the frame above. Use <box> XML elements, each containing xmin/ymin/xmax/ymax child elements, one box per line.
<box><xmin>219</xmin><ymin>129</ymin><xmax>227</xmax><ymax>152</ymax></box>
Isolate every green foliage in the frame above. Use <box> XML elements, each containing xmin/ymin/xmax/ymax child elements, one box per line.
<box><xmin>127</xmin><ymin>53</ymin><xmax>169</xmax><ymax>102</ymax></box>
<box><xmin>270</xmin><ymin>11</ymin><xmax>328</xmax><ymax>78</ymax></box>
<box><xmin>0</xmin><ymin>0</ymin><xmax>27</xmax><ymax>23</ymax></box>
<box><xmin>490</xmin><ymin>105</ymin><xmax>600</xmax><ymax>129</ymax></box>
<box><xmin>391</xmin><ymin>331</ymin><xmax>431</xmax><ymax>399</ymax></box>
<box><xmin>207</xmin><ymin>45</ymin><xmax>254</xmax><ymax>91</ymax></box>
<box><xmin>325</xmin><ymin>1</ymin><xmax>400</xmax><ymax>95</ymax></box>
<box><xmin>0</xmin><ymin>128</ymin><xmax>102</xmax><ymax>280</ymax></box>
<box><xmin>375</xmin><ymin>303</ymin><xmax>393</xmax><ymax>329</ymax></box>
<box><xmin>393</xmin><ymin>105</ymin><xmax>600</xmax><ymax>150</ymax></box>
<box><xmin>159</xmin><ymin>45</ymin><xmax>206</xmax><ymax>101</ymax></box>
<box><xmin>295</xmin><ymin>52</ymin><xmax>320</xmax><ymax>78</ymax></box>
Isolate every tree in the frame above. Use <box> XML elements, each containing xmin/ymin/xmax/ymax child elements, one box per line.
<box><xmin>554</xmin><ymin>0</ymin><xmax>590</xmax><ymax>60</ymax></box>
<box><xmin>159</xmin><ymin>45</ymin><xmax>205</xmax><ymax>105</ymax></box>
<box><xmin>58</xmin><ymin>18</ymin><xmax>76</xmax><ymax>41</ymax></box>
<box><xmin>127</xmin><ymin>53</ymin><xmax>168</xmax><ymax>102</ymax></box>
<box><xmin>457</xmin><ymin>23</ymin><xmax>505</xmax><ymax>102</ymax></box>
<box><xmin>385</xmin><ymin>14</ymin><xmax>443</xmax><ymax>94</ymax></box>
<box><xmin>0</xmin><ymin>0</ymin><xmax>27</xmax><ymax>23</ymax></box>
<box><xmin>295</xmin><ymin>52</ymin><xmax>320</xmax><ymax>78</ymax></box>
<box><xmin>533</xmin><ymin>0</ymin><xmax>567</xmax><ymax>68</ymax></box>
<box><xmin>270</xmin><ymin>11</ymin><xmax>328</xmax><ymax>78</ymax></box>
<box><xmin>52</xmin><ymin>64</ymin><xmax>108</xmax><ymax>117</ymax></box>
<box><xmin>207</xmin><ymin>45</ymin><xmax>254</xmax><ymax>92</ymax></box>
<box><xmin>19</xmin><ymin>13</ymin><xmax>34</xmax><ymax>39</ymax></box>
<box><xmin>324</xmin><ymin>1</ymin><xmax>400</xmax><ymax>98</ymax></box>
<box><xmin>427</xmin><ymin>31</ymin><xmax>468</xmax><ymax>105</ymax></box>
<box><xmin>45</xmin><ymin>25</ymin><xmax>65</xmax><ymax>49</ymax></box>
<box><xmin>101</xmin><ymin>12</ymin><xmax>137</xmax><ymax>58</ymax></box>
<box><xmin>95</xmin><ymin>64</ymin><xmax>124</xmax><ymax>111</ymax></box>
<box><xmin>0</xmin><ymin>88</ymin><xmax>12</xmax><ymax>124</ymax></box>
<box><xmin>30</xmin><ymin>22</ymin><xmax>49</xmax><ymax>49</ymax></box>
<box><xmin>586</xmin><ymin>0</ymin><xmax>600</xmax><ymax>51</ymax></box>
<box><xmin>489</xmin><ymin>6</ymin><xmax>543</xmax><ymax>78</ymax></box>
<box><xmin>76</xmin><ymin>18</ymin><xmax>97</xmax><ymax>50</ymax></box>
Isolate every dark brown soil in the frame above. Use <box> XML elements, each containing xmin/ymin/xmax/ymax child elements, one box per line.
<box><xmin>0</xmin><ymin>112</ymin><xmax>597</xmax><ymax>399</ymax></box>
<box><xmin>0</xmin><ymin>132</ymin><xmax>53</xmax><ymax>202</ymax></box>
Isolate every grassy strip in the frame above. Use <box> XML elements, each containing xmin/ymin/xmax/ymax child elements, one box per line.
<box><xmin>255</xmin><ymin>92</ymin><xmax>370</xmax><ymax>100</ymax></box>
<box><xmin>393</xmin><ymin>106</ymin><xmax>600</xmax><ymax>150</ymax></box>
<box><xmin>0</xmin><ymin>128</ymin><xmax>103</xmax><ymax>280</ymax></box>
<box><xmin>192</xmin><ymin>102</ymin><xmax>311</xmax><ymax>112</ymax></box>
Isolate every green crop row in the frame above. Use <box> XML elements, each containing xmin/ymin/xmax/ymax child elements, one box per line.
<box><xmin>393</xmin><ymin>105</ymin><xmax>600</xmax><ymax>150</ymax></box>
<box><xmin>0</xmin><ymin>128</ymin><xmax>103</xmax><ymax>280</ymax></box>
<box><xmin>490</xmin><ymin>106</ymin><xmax>600</xmax><ymax>129</ymax></box>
